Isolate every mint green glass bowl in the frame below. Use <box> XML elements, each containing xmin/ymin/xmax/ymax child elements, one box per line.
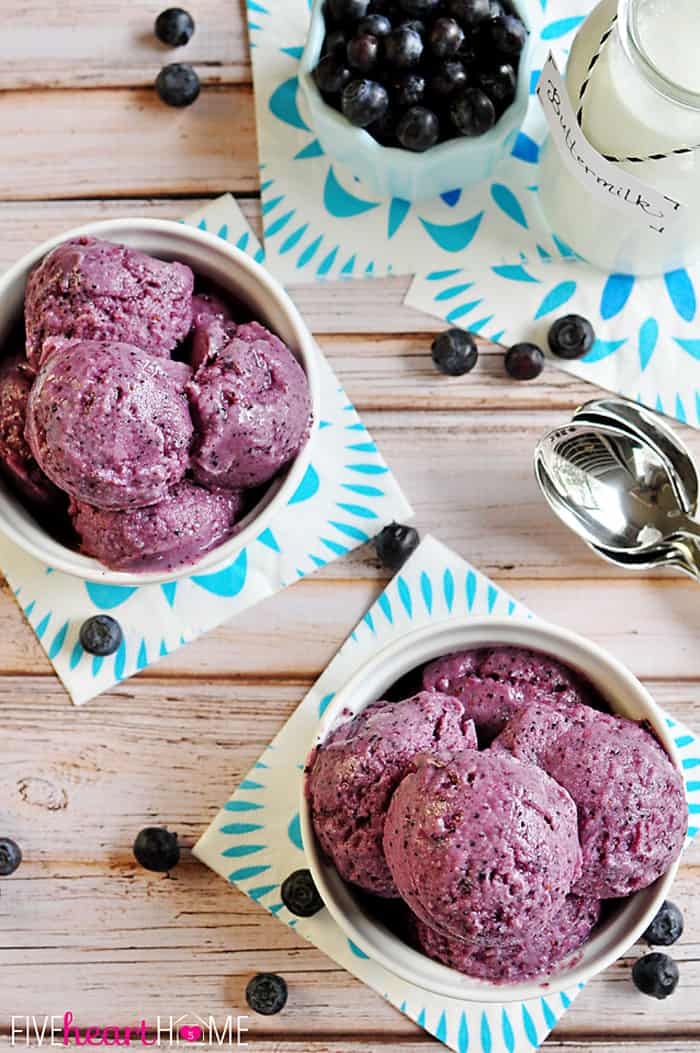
<box><xmin>299</xmin><ymin>0</ymin><xmax>535</xmax><ymax>202</ymax></box>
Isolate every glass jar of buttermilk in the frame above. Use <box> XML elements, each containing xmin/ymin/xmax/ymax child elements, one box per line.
<box><xmin>538</xmin><ymin>0</ymin><xmax>700</xmax><ymax>276</ymax></box>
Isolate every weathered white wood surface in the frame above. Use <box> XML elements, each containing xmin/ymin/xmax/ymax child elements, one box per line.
<box><xmin>0</xmin><ymin>4</ymin><xmax>698</xmax><ymax>1049</ymax></box>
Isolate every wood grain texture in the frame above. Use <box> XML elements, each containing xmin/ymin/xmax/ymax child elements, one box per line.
<box><xmin>0</xmin><ymin>1</ymin><xmax>250</xmax><ymax>89</ymax></box>
<box><xmin>0</xmin><ymin>90</ymin><xmax>258</xmax><ymax>200</ymax></box>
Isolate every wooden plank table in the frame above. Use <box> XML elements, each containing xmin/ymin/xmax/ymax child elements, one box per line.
<box><xmin>0</xmin><ymin>3</ymin><xmax>698</xmax><ymax>1049</ymax></box>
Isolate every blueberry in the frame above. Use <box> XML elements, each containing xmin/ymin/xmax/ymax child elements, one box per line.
<box><xmin>398</xmin><ymin>0</ymin><xmax>441</xmax><ymax>14</ymax></box>
<box><xmin>281</xmin><ymin>869</ymin><xmax>325</xmax><ymax>917</ymax></box>
<box><xmin>504</xmin><ymin>342</ymin><xmax>545</xmax><ymax>380</ymax></box>
<box><xmin>643</xmin><ymin>901</ymin><xmax>684</xmax><ymax>947</ymax></box>
<box><xmin>154</xmin><ymin>8</ymin><xmax>195</xmax><ymax>46</ymax></box>
<box><xmin>632</xmin><ymin>953</ymin><xmax>679</xmax><ymax>999</ymax></box>
<box><xmin>79</xmin><ymin>615</ymin><xmax>123</xmax><ymax>657</ymax></box>
<box><xmin>133</xmin><ymin>827</ymin><xmax>180</xmax><ymax>873</ymax></box>
<box><xmin>328</xmin><ymin>0</ymin><xmax>370</xmax><ymax>22</ymax></box>
<box><xmin>367</xmin><ymin>105</ymin><xmax>398</xmax><ymax>143</ymax></box>
<box><xmin>447</xmin><ymin>0</ymin><xmax>491</xmax><ymax>25</ymax></box>
<box><xmin>450</xmin><ymin>87</ymin><xmax>496</xmax><ymax>134</ymax></box>
<box><xmin>358</xmin><ymin>13</ymin><xmax>393</xmax><ymax>35</ymax></box>
<box><xmin>397</xmin><ymin>106</ymin><xmax>440</xmax><ymax>150</ymax></box>
<box><xmin>347</xmin><ymin>33</ymin><xmax>380</xmax><ymax>72</ymax></box>
<box><xmin>430</xmin><ymin>60</ymin><xmax>467</xmax><ymax>98</ymax></box>
<box><xmin>384</xmin><ymin>26</ymin><xmax>424</xmax><ymax>68</ymax></box>
<box><xmin>375</xmin><ymin>522</ymin><xmax>420</xmax><ymax>570</ymax></box>
<box><xmin>398</xmin><ymin>18</ymin><xmax>426</xmax><ymax>35</ymax></box>
<box><xmin>548</xmin><ymin>314</ymin><xmax>595</xmax><ymax>360</ymax></box>
<box><xmin>155</xmin><ymin>63</ymin><xmax>200</xmax><ymax>107</ymax></box>
<box><xmin>0</xmin><ymin>838</ymin><xmax>22</xmax><ymax>877</ymax></box>
<box><xmin>342</xmin><ymin>78</ymin><xmax>389</xmax><ymax>125</ymax></box>
<box><xmin>429</xmin><ymin>17</ymin><xmax>465</xmax><ymax>57</ymax></box>
<box><xmin>315</xmin><ymin>55</ymin><xmax>352</xmax><ymax>94</ymax></box>
<box><xmin>490</xmin><ymin>13</ymin><xmax>527</xmax><ymax>56</ymax></box>
<box><xmin>478</xmin><ymin>63</ymin><xmax>516</xmax><ymax>108</ymax></box>
<box><xmin>324</xmin><ymin>29</ymin><xmax>348</xmax><ymax>57</ymax></box>
<box><xmin>431</xmin><ymin>328</ymin><xmax>478</xmax><ymax>375</ymax></box>
<box><xmin>392</xmin><ymin>71</ymin><xmax>426</xmax><ymax>106</ymax></box>
<box><xmin>245</xmin><ymin>974</ymin><xmax>288</xmax><ymax>1016</ymax></box>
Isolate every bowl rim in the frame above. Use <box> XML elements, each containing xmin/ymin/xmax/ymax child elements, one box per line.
<box><xmin>300</xmin><ymin>615</ymin><xmax>684</xmax><ymax>1002</ymax></box>
<box><xmin>0</xmin><ymin>216</ymin><xmax>321</xmax><ymax>585</ymax></box>
<box><xmin>298</xmin><ymin>0</ymin><xmax>536</xmax><ymax>169</ymax></box>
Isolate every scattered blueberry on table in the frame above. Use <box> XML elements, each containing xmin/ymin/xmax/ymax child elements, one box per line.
<box><xmin>313</xmin><ymin>0</ymin><xmax>527</xmax><ymax>149</ymax></box>
<box><xmin>431</xmin><ymin>328</ymin><xmax>478</xmax><ymax>375</ymax></box>
<box><xmin>133</xmin><ymin>827</ymin><xmax>181</xmax><ymax>873</ymax></box>
<box><xmin>0</xmin><ymin>838</ymin><xmax>22</xmax><ymax>876</ymax></box>
<box><xmin>281</xmin><ymin>868</ymin><xmax>325</xmax><ymax>917</ymax></box>
<box><xmin>245</xmin><ymin>973</ymin><xmax>288</xmax><ymax>1015</ymax></box>
<box><xmin>155</xmin><ymin>62</ymin><xmax>201</xmax><ymax>107</ymax></box>
<box><xmin>632</xmin><ymin>952</ymin><xmax>680</xmax><ymax>999</ymax></box>
<box><xmin>548</xmin><ymin>314</ymin><xmax>596</xmax><ymax>360</ymax></box>
<box><xmin>642</xmin><ymin>900</ymin><xmax>684</xmax><ymax>946</ymax></box>
<box><xmin>375</xmin><ymin>521</ymin><xmax>421</xmax><ymax>570</ymax></box>
<box><xmin>154</xmin><ymin>8</ymin><xmax>195</xmax><ymax>47</ymax></box>
<box><xmin>504</xmin><ymin>342</ymin><xmax>545</xmax><ymax>381</ymax></box>
<box><xmin>79</xmin><ymin>615</ymin><xmax>123</xmax><ymax>657</ymax></box>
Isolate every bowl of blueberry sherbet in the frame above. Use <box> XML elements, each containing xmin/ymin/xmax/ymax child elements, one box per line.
<box><xmin>301</xmin><ymin>616</ymin><xmax>687</xmax><ymax>1001</ymax></box>
<box><xmin>299</xmin><ymin>0</ymin><xmax>535</xmax><ymax>201</ymax></box>
<box><xmin>0</xmin><ymin>218</ymin><xmax>320</xmax><ymax>584</ymax></box>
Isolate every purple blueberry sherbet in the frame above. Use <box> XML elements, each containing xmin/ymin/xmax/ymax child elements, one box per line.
<box><xmin>187</xmin><ymin>321</ymin><xmax>312</xmax><ymax>491</ymax></box>
<box><xmin>383</xmin><ymin>750</ymin><xmax>581</xmax><ymax>944</ymax></box>
<box><xmin>0</xmin><ymin>351</ymin><xmax>60</xmax><ymax>506</ymax></box>
<box><xmin>492</xmin><ymin>702</ymin><xmax>687</xmax><ymax>898</ymax></box>
<box><xmin>422</xmin><ymin>646</ymin><xmax>600</xmax><ymax>740</ymax></box>
<box><xmin>26</xmin><ymin>341</ymin><xmax>193</xmax><ymax>510</ymax></box>
<box><xmin>307</xmin><ymin>691</ymin><xmax>478</xmax><ymax>898</ymax></box>
<box><xmin>24</xmin><ymin>236</ymin><xmax>193</xmax><ymax>369</ymax></box>
<box><xmin>189</xmin><ymin>292</ymin><xmax>237</xmax><ymax>371</ymax></box>
<box><xmin>70</xmin><ymin>480</ymin><xmax>243</xmax><ymax>573</ymax></box>
<box><xmin>412</xmin><ymin>894</ymin><xmax>601</xmax><ymax>984</ymax></box>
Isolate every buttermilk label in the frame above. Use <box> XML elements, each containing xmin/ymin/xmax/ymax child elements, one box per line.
<box><xmin>537</xmin><ymin>53</ymin><xmax>684</xmax><ymax>235</ymax></box>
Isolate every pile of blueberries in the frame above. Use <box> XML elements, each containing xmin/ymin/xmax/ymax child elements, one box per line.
<box><xmin>313</xmin><ymin>0</ymin><xmax>528</xmax><ymax>151</ymax></box>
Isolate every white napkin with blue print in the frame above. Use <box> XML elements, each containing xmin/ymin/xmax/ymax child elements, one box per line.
<box><xmin>195</xmin><ymin>533</ymin><xmax>700</xmax><ymax>1053</ymax></box>
<box><xmin>0</xmin><ymin>195</ymin><xmax>412</xmax><ymax>704</ymax></box>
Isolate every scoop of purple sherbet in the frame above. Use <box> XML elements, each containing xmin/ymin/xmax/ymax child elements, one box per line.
<box><xmin>307</xmin><ymin>691</ymin><xmax>478</xmax><ymax>898</ymax></box>
<box><xmin>189</xmin><ymin>292</ymin><xmax>237</xmax><ymax>371</ymax></box>
<box><xmin>188</xmin><ymin>321</ymin><xmax>312</xmax><ymax>490</ymax></box>
<box><xmin>0</xmin><ymin>351</ymin><xmax>61</xmax><ymax>506</ymax></box>
<box><xmin>70</xmin><ymin>480</ymin><xmax>242</xmax><ymax>573</ymax></box>
<box><xmin>383</xmin><ymin>750</ymin><xmax>581</xmax><ymax>944</ymax></box>
<box><xmin>26</xmin><ymin>341</ymin><xmax>193</xmax><ymax>510</ymax></box>
<box><xmin>422</xmin><ymin>646</ymin><xmax>600</xmax><ymax>741</ymax></box>
<box><xmin>412</xmin><ymin>894</ymin><xmax>601</xmax><ymax>984</ymax></box>
<box><xmin>24</xmin><ymin>237</ymin><xmax>194</xmax><ymax>368</ymax></box>
<box><xmin>492</xmin><ymin>702</ymin><xmax>687</xmax><ymax>898</ymax></box>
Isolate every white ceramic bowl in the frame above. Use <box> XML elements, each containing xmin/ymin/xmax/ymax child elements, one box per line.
<box><xmin>300</xmin><ymin>616</ymin><xmax>683</xmax><ymax>1002</ymax></box>
<box><xmin>299</xmin><ymin>0</ymin><xmax>536</xmax><ymax>202</ymax></box>
<box><xmin>0</xmin><ymin>218</ymin><xmax>321</xmax><ymax>585</ymax></box>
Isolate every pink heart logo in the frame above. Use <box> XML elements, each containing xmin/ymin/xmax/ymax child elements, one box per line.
<box><xmin>179</xmin><ymin>1027</ymin><xmax>202</xmax><ymax>1043</ymax></box>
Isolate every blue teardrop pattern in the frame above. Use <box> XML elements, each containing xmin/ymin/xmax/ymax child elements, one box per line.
<box><xmin>541</xmin><ymin>14</ymin><xmax>585</xmax><ymax>37</ymax></box>
<box><xmin>419</xmin><ymin>212</ymin><xmax>484</xmax><ymax>252</ymax></box>
<box><xmin>491</xmin><ymin>184</ymin><xmax>528</xmax><ymax>228</ymax></box>
<box><xmin>501</xmin><ymin>1009</ymin><xmax>515</xmax><ymax>1053</ymax></box>
<box><xmin>638</xmin><ymin>318</ymin><xmax>658</xmax><ymax>371</ymax></box>
<box><xmin>511</xmin><ymin>132</ymin><xmax>539</xmax><ymax>164</ymax></box>
<box><xmin>443</xmin><ymin>568</ymin><xmax>455</xmax><ymax>612</ymax></box>
<box><xmin>441</xmin><ymin>188</ymin><xmax>462</xmax><ymax>207</ymax></box>
<box><xmin>324</xmin><ymin>167</ymin><xmax>381</xmax><ymax>218</ymax></box>
<box><xmin>190</xmin><ymin>548</ymin><xmax>248</xmax><ymax>598</ymax></box>
<box><xmin>287</xmin><ymin>813</ymin><xmax>303</xmax><ymax>851</ymax></box>
<box><xmin>268</xmin><ymin>76</ymin><xmax>310</xmax><ymax>131</ymax></box>
<box><xmin>492</xmin><ymin>264</ymin><xmax>539</xmax><ymax>283</ymax></box>
<box><xmin>540</xmin><ymin>997</ymin><xmax>557</xmax><ymax>1030</ymax></box>
<box><xmin>347</xmin><ymin>939</ymin><xmax>369</xmax><ymax>959</ymax></box>
<box><xmin>600</xmin><ymin>273</ymin><xmax>635</xmax><ymax>320</ymax></box>
<box><xmin>534</xmin><ymin>280</ymin><xmax>576</xmax><ymax>319</ymax></box>
<box><xmin>85</xmin><ymin>582</ymin><xmax>137</xmax><ymax>610</ymax></box>
<box><xmin>397</xmin><ymin>576</ymin><xmax>413</xmax><ymax>618</ymax></box>
<box><xmin>458</xmin><ymin>1012</ymin><xmax>469</xmax><ymax>1053</ymax></box>
<box><xmin>664</xmin><ymin>268</ymin><xmax>696</xmax><ymax>321</ymax></box>
<box><xmin>581</xmin><ymin>338</ymin><xmax>627</xmax><ymax>364</ymax></box>
<box><xmin>521</xmin><ymin>1005</ymin><xmax>538</xmax><ymax>1047</ymax></box>
<box><xmin>388</xmin><ymin>198</ymin><xmax>411</xmax><ymax>238</ymax></box>
<box><xmin>288</xmin><ymin>463</ymin><xmax>320</xmax><ymax>504</ymax></box>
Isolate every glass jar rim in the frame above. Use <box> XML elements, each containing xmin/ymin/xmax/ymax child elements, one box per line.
<box><xmin>621</xmin><ymin>0</ymin><xmax>700</xmax><ymax>110</ymax></box>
